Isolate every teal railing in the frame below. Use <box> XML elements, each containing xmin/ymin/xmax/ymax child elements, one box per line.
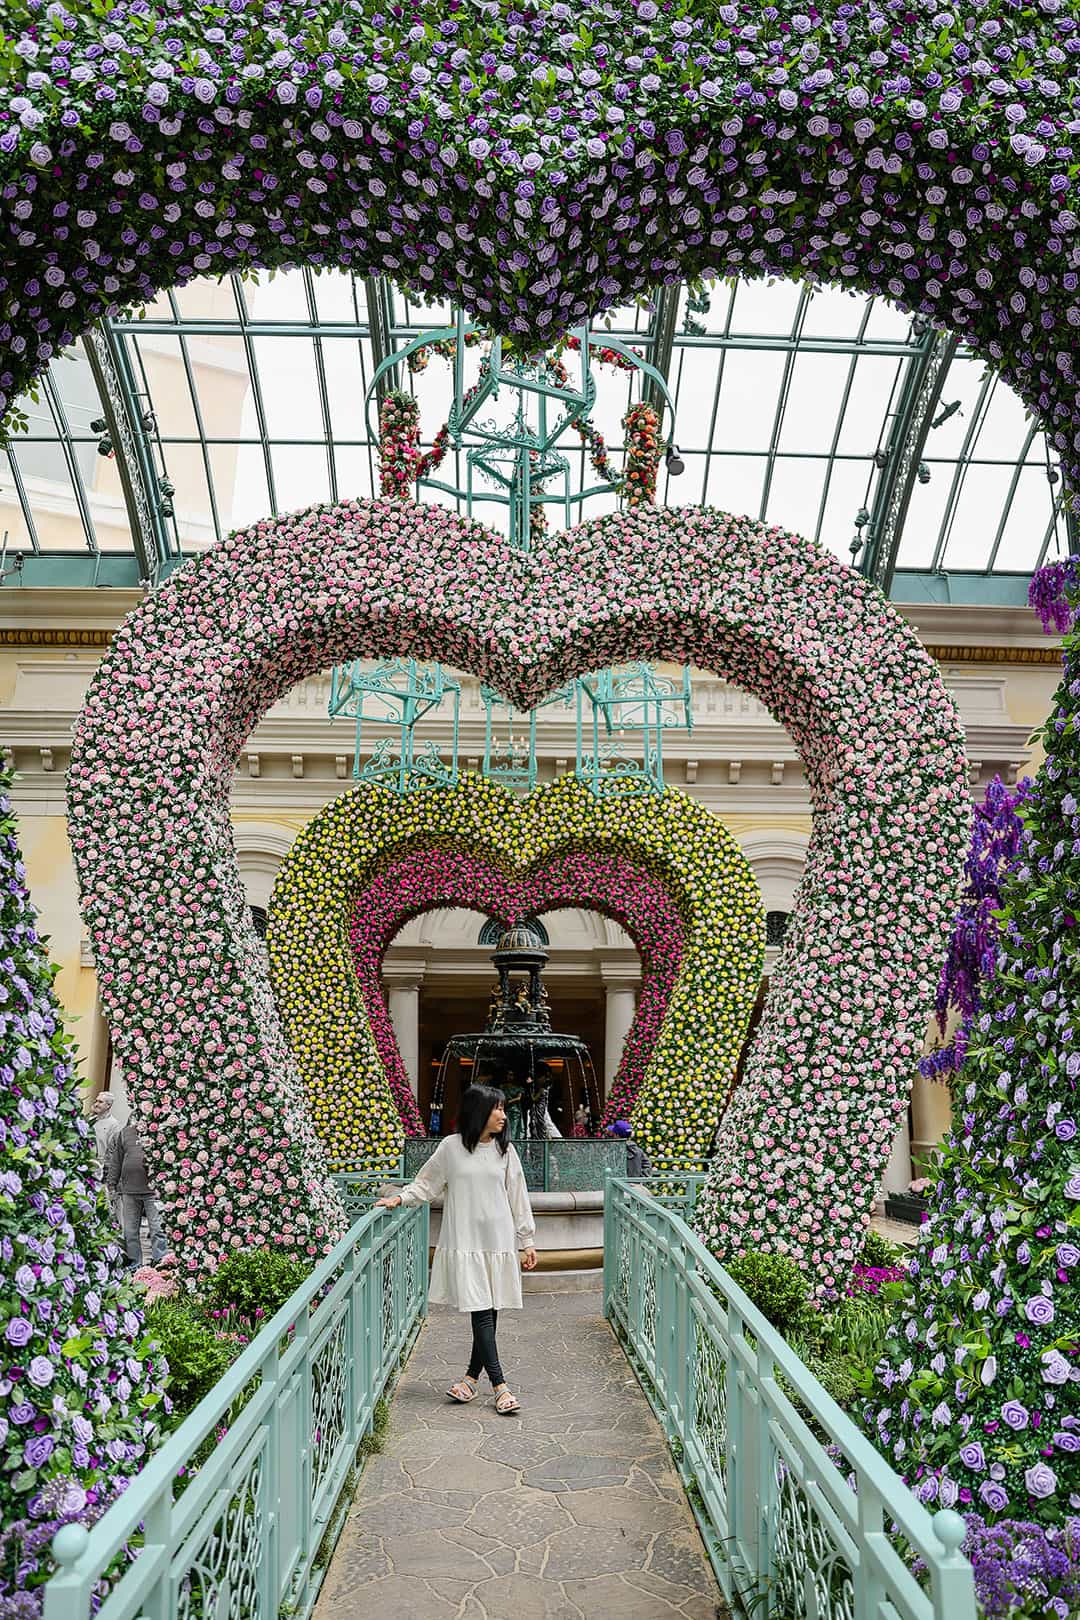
<box><xmin>604</xmin><ymin>1176</ymin><xmax>976</xmax><ymax>1620</ymax></box>
<box><xmin>43</xmin><ymin>1202</ymin><xmax>429</xmax><ymax>1620</ymax></box>
<box><xmin>333</xmin><ymin>1137</ymin><xmax>629</xmax><ymax>1219</ymax></box>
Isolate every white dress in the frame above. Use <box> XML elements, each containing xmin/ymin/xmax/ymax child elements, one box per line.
<box><xmin>398</xmin><ymin>1135</ymin><xmax>536</xmax><ymax>1311</ymax></box>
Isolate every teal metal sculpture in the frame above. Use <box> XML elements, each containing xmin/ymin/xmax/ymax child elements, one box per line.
<box><xmin>333</xmin><ymin>313</ymin><xmax>689</xmax><ymax>793</ymax></box>
<box><xmin>328</xmin><ymin>657</ymin><xmax>461</xmax><ymax>791</ymax></box>
<box><xmin>576</xmin><ymin>663</ymin><xmax>694</xmax><ymax>798</ymax></box>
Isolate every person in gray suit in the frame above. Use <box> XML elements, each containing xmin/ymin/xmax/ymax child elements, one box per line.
<box><xmin>105</xmin><ymin>1122</ymin><xmax>169</xmax><ymax>1268</ymax></box>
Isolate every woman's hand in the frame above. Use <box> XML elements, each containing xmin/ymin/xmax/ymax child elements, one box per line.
<box><xmin>375</xmin><ymin>1194</ymin><xmax>402</xmax><ymax>1209</ymax></box>
<box><xmin>521</xmin><ymin>1247</ymin><xmax>538</xmax><ymax>1271</ymax></box>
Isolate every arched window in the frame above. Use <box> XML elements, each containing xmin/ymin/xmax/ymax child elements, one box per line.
<box><xmin>477</xmin><ymin>915</ymin><xmax>549</xmax><ymax>947</ymax></box>
<box><xmin>765</xmin><ymin>910</ymin><xmax>790</xmax><ymax>947</ymax></box>
<box><xmin>249</xmin><ymin>904</ymin><xmax>268</xmax><ymax>940</ymax></box>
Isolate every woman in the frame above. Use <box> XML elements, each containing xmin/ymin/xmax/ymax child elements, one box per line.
<box><xmin>376</xmin><ymin>1083</ymin><xmax>537</xmax><ymax>1414</ymax></box>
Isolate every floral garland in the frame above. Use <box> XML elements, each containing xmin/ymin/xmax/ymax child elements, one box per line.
<box><xmin>0</xmin><ymin>766</ymin><xmax>166</xmax><ymax>1537</ymax></box>
<box><xmin>377</xmin><ymin>333</ymin><xmax>662</xmax><ymax>518</ymax></box>
<box><xmin>868</xmin><ymin>564</ymin><xmax>1079</xmax><ymax>1525</ymax></box>
<box><xmin>346</xmin><ymin>846</ymin><xmax>688</xmax><ymax>1142</ymax></box>
<box><xmin>265</xmin><ymin>774</ymin><xmax>762</xmax><ymax>1171</ymax></box>
<box><xmin>0</xmin><ymin>1</ymin><xmax>1078</xmax><ymax>485</ymax></box>
<box><xmin>67</xmin><ymin>497</ymin><xmax>968</xmax><ymax>1285</ymax></box>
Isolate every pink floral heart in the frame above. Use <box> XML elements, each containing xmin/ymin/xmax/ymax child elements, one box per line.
<box><xmin>69</xmin><ymin>500</ymin><xmax>970</xmax><ymax>1290</ymax></box>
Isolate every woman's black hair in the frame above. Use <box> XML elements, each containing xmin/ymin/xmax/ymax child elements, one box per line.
<box><xmin>458</xmin><ymin>1083</ymin><xmax>510</xmax><ymax>1155</ymax></box>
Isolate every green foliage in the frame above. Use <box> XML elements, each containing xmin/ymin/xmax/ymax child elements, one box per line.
<box><xmin>726</xmin><ymin>1250</ymin><xmax>812</xmax><ymax>1336</ymax></box>
<box><xmin>203</xmin><ymin>1249</ymin><xmax>313</xmax><ymax>1323</ymax></box>
<box><xmin>146</xmin><ymin>1301</ymin><xmax>236</xmax><ymax>1423</ymax></box>
<box><xmin>860</xmin><ymin>1229</ymin><xmax>902</xmax><ymax>1270</ymax></box>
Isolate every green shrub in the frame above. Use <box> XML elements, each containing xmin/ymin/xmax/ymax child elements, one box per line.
<box><xmin>203</xmin><ymin>1249</ymin><xmax>313</xmax><ymax>1322</ymax></box>
<box><xmin>146</xmin><ymin>1301</ymin><xmax>237</xmax><ymax>1423</ymax></box>
<box><xmin>726</xmin><ymin>1250</ymin><xmax>811</xmax><ymax>1335</ymax></box>
<box><xmin>860</xmin><ymin>1229</ymin><xmax>901</xmax><ymax>1269</ymax></box>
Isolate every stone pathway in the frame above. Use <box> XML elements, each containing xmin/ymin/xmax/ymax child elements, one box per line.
<box><xmin>315</xmin><ymin>1282</ymin><xmax>725</xmax><ymax>1620</ymax></box>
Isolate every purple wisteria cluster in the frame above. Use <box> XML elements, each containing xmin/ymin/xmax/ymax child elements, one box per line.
<box><xmin>868</xmin><ymin>563</ymin><xmax>1080</xmax><ymax>1526</ymax></box>
<box><xmin>0</xmin><ymin>1</ymin><xmax>1079</xmax><ymax>482</ymax></box>
<box><xmin>920</xmin><ymin>774</ymin><xmax>1032</xmax><ymax>1084</ymax></box>
<box><xmin>67</xmin><ymin>496</ymin><xmax>968</xmax><ymax>1287</ymax></box>
<box><xmin>0</xmin><ymin>767</ymin><xmax>165</xmax><ymax>1571</ymax></box>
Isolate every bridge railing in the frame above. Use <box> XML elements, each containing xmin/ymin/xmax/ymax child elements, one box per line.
<box><xmin>43</xmin><ymin>1202</ymin><xmax>429</xmax><ymax>1620</ymax></box>
<box><xmin>604</xmin><ymin>1175</ymin><xmax>976</xmax><ymax>1620</ymax></box>
<box><xmin>333</xmin><ymin>1137</ymin><xmax>629</xmax><ymax>1218</ymax></box>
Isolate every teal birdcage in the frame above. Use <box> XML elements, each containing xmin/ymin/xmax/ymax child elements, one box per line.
<box><xmin>481</xmin><ymin>680</ymin><xmax>575</xmax><ymax>794</ymax></box>
<box><xmin>328</xmin><ymin>658</ymin><xmax>461</xmax><ymax>792</ymax></box>
<box><xmin>575</xmin><ymin>664</ymin><xmax>693</xmax><ymax>797</ymax></box>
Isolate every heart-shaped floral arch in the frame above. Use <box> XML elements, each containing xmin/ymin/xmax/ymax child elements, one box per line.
<box><xmin>347</xmin><ymin>847</ymin><xmax>686</xmax><ymax>1139</ymax></box>
<box><xmin>67</xmin><ymin>499</ymin><xmax>969</xmax><ymax>1286</ymax></box>
<box><xmin>265</xmin><ymin>775</ymin><xmax>763</xmax><ymax>1169</ymax></box>
<box><xmin>1</xmin><ymin>3</ymin><xmax>1078</xmax><ymax>485</ymax></box>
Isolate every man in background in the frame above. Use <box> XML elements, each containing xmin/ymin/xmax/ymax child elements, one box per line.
<box><xmin>608</xmin><ymin>1118</ymin><xmax>652</xmax><ymax>1177</ymax></box>
<box><xmin>90</xmin><ymin>1091</ymin><xmax>122</xmax><ymax>1223</ymax></box>
<box><xmin>105</xmin><ymin>1120</ymin><xmax>169</xmax><ymax>1269</ymax></box>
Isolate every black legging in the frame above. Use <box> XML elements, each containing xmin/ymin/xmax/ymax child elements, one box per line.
<box><xmin>467</xmin><ymin>1308</ymin><xmax>504</xmax><ymax>1387</ymax></box>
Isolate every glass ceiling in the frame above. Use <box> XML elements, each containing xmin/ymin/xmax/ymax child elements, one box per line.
<box><xmin>1</xmin><ymin>272</ymin><xmax>1074</xmax><ymax>602</ymax></box>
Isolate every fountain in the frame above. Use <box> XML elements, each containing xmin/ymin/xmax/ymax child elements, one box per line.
<box><xmin>429</xmin><ymin>921</ymin><xmax>602</xmax><ymax>1140</ymax></box>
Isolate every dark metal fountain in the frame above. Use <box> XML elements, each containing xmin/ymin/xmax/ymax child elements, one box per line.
<box><xmin>430</xmin><ymin>922</ymin><xmax>602</xmax><ymax>1139</ymax></box>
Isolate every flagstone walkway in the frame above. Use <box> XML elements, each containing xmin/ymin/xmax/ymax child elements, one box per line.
<box><xmin>315</xmin><ymin>1281</ymin><xmax>725</xmax><ymax>1620</ymax></box>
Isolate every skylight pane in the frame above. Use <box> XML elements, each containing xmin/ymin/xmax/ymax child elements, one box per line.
<box><xmin>707</xmin><ymin>348</ymin><xmax>787</xmax><ymax>454</ymax></box>
<box><xmin>270</xmin><ymin>444</ymin><xmax>331</xmax><ymax>516</ymax></box>
<box><xmin>991</xmin><ymin>469</ymin><xmax>1059</xmax><ymax>572</ymax></box>
<box><xmin>777</xmin><ymin>353</ymin><xmax>851</xmax><ymax>454</ymax></box>
<box><xmin>762</xmin><ymin>456</ymin><xmax>828</xmax><ymax>539</ymax></box>
<box><xmin>730</xmin><ymin>278</ymin><xmax>804</xmax><ymax>336</ymax></box>
<box><xmin>251</xmin><ymin>339</ymin><xmax>324</xmax><ymax>442</ymax></box>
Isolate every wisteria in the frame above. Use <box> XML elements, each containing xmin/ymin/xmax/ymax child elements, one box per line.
<box><xmin>868</xmin><ymin>561</ymin><xmax>1080</xmax><ymax>1525</ymax></box>
<box><xmin>0</xmin><ymin>767</ymin><xmax>165</xmax><ymax>1548</ymax></box>
<box><xmin>920</xmin><ymin>775</ymin><xmax>1032</xmax><ymax>1084</ymax></box>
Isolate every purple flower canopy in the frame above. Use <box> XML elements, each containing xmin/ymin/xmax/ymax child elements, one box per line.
<box><xmin>0</xmin><ymin>0</ymin><xmax>1078</xmax><ymax>483</ymax></box>
<box><xmin>67</xmin><ymin>499</ymin><xmax>969</xmax><ymax>1288</ymax></box>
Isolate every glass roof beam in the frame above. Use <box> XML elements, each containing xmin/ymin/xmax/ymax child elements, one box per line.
<box><xmin>0</xmin><ymin>440</ymin><xmax>42</xmax><ymax>555</ymax></box>
<box><xmin>862</xmin><ymin>330</ymin><xmax>958</xmax><ymax>595</ymax></box>
<box><xmin>364</xmin><ymin>276</ymin><xmax>398</xmax><ymax>406</ymax></box>
<box><xmin>82</xmin><ymin>325</ymin><xmax>174</xmax><ymax>589</ymax></box>
<box><xmin>928</xmin><ymin>369</ymin><xmax>996</xmax><ymax>576</ymax></box>
<box><xmin>642</xmin><ymin>284</ymin><xmax>681</xmax><ymax>431</ymax></box>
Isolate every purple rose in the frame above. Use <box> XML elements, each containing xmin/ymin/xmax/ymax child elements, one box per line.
<box><xmin>23</xmin><ymin>1434</ymin><xmax>53</xmax><ymax>1469</ymax></box>
<box><xmin>1024</xmin><ymin>1462</ymin><xmax>1057</xmax><ymax>1500</ymax></box>
<box><xmin>9</xmin><ymin>1402</ymin><xmax>35</xmax><ymax>1425</ymax></box>
<box><xmin>1024</xmin><ymin>1295</ymin><xmax>1055</xmax><ymax>1326</ymax></box>
<box><xmin>5</xmin><ymin>1317</ymin><xmax>32</xmax><ymax>1347</ymax></box>
<box><xmin>1001</xmin><ymin>1400</ymin><xmax>1029</xmax><ymax>1431</ymax></box>
<box><xmin>979</xmin><ymin>1481</ymin><xmax>1009</xmax><ymax>1512</ymax></box>
<box><xmin>27</xmin><ymin>1356</ymin><xmax>54</xmax><ymax>1388</ymax></box>
<box><xmin>958</xmin><ymin>1442</ymin><xmax>986</xmax><ymax>1472</ymax></box>
<box><xmin>1042</xmin><ymin>1350</ymin><xmax>1071</xmax><ymax>1385</ymax></box>
<box><xmin>1058</xmin><ymin>1244</ymin><xmax>1080</xmax><ymax>1268</ymax></box>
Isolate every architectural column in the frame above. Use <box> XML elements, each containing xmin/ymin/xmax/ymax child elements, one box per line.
<box><xmin>383</xmin><ymin>966</ymin><xmax>425</xmax><ymax>1097</ymax></box>
<box><xmin>879</xmin><ymin>1111</ymin><xmax>913</xmax><ymax>1197</ymax></box>
<box><xmin>601</xmin><ymin>971</ymin><xmax>640</xmax><ymax>1092</ymax></box>
<box><xmin>910</xmin><ymin>1072</ymin><xmax>953</xmax><ymax>1174</ymax></box>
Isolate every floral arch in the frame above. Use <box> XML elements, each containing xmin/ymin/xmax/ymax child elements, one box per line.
<box><xmin>67</xmin><ymin>499</ymin><xmax>969</xmax><ymax>1288</ymax></box>
<box><xmin>264</xmin><ymin>774</ymin><xmax>764</xmax><ymax>1167</ymax></box>
<box><xmin>1</xmin><ymin>3</ymin><xmax>1079</xmax><ymax>488</ymax></box>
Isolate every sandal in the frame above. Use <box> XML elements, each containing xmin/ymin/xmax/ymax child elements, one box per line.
<box><xmin>446</xmin><ymin>1376</ymin><xmax>480</xmax><ymax>1403</ymax></box>
<box><xmin>493</xmin><ymin>1384</ymin><xmax>520</xmax><ymax>1416</ymax></box>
